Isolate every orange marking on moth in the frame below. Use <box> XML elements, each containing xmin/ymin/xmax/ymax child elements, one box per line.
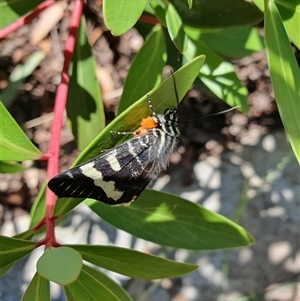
<box><xmin>134</xmin><ymin>116</ymin><xmax>158</xmax><ymax>137</ymax></box>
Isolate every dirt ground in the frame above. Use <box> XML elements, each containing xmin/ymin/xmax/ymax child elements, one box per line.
<box><xmin>0</xmin><ymin>5</ymin><xmax>299</xmax><ymax>301</ymax></box>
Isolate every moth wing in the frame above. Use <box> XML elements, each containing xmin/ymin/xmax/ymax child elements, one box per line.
<box><xmin>48</xmin><ymin>134</ymin><xmax>159</xmax><ymax>205</ymax></box>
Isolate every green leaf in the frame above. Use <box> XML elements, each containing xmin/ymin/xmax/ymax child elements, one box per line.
<box><xmin>165</xmin><ymin>2</ymin><xmax>187</xmax><ymax>52</ymax></box>
<box><xmin>252</xmin><ymin>0</ymin><xmax>264</xmax><ymax>10</ymax></box>
<box><xmin>0</xmin><ymin>51</ymin><xmax>45</xmax><ymax>107</ymax></box>
<box><xmin>164</xmin><ymin>28</ymin><xmax>185</xmax><ymax>71</ymax></box>
<box><xmin>86</xmin><ymin>189</ymin><xmax>253</xmax><ymax>250</ymax></box>
<box><xmin>0</xmin><ymin>263</ymin><xmax>14</xmax><ymax>276</ymax></box>
<box><xmin>253</xmin><ymin>0</ymin><xmax>300</xmax><ymax>49</ymax></box>
<box><xmin>264</xmin><ymin>0</ymin><xmax>300</xmax><ymax>163</ymax></box>
<box><xmin>0</xmin><ymin>229</ymin><xmax>36</xmax><ymax>276</ymax></box>
<box><xmin>117</xmin><ymin>25</ymin><xmax>166</xmax><ymax>114</ymax></box>
<box><xmin>69</xmin><ymin>244</ymin><xmax>197</xmax><ymax>279</ymax></box>
<box><xmin>150</xmin><ymin>3</ymin><xmax>167</xmax><ymax>27</ymax></box>
<box><xmin>0</xmin><ymin>102</ymin><xmax>42</xmax><ymax>161</ymax></box>
<box><xmin>21</xmin><ymin>273</ymin><xmax>50</xmax><ymax>301</ymax></box>
<box><xmin>0</xmin><ymin>160</ymin><xmax>27</xmax><ymax>173</ymax></box>
<box><xmin>171</xmin><ymin>0</ymin><xmax>263</xmax><ymax>28</ymax></box>
<box><xmin>0</xmin><ymin>0</ymin><xmax>42</xmax><ymax>29</ymax></box>
<box><xmin>183</xmin><ymin>38</ymin><xmax>249</xmax><ymax>112</ymax></box>
<box><xmin>64</xmin><ymin>268</ymin><xmax>122</xmax><ymax>301</ymax></box>
<box><xmin>29</xmin><ymin>182</ymin><xmax>47</xmax><ymax>228</ymax></box>
<box><xmin>274</xmin><ymin>0</ymin><xmax>300</xmax><ymax>49</ymax></box>
<box><xmin>103</xmin><ymin>0</ymin><xmax>148</xmax><ymax>35</ymax></box>
<box><xmin>81</xmin><ymin>265</ymin><xmax>133</xmax><ymax>301</ymax></box>
<box><xmin>54</xmin><ymin>55</ymin><xmax>205</xmax><ymax>217</ymax></box>
<box><xmin>184</xmin><ymin>25</ymin><xmax>264</xmax><ymax>58</ymax></box>
<box><xmin>36</xmin><ymin>247</ymin><xmax>82</xmax><ymax>285</ymax></box>
<box><xmin>0</xmin><ymin>235</ymin><xmax>36</xmax><ymax>268</ymax></box>
<box><xmin>67</xmin><ymin>17</ymin><xmax>105</xmax><ymax>151</ymax></box>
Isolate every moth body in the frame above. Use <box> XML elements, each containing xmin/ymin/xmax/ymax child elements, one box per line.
<box><xmin>48</xmin><ymin>97</ymin><xmax>180</xmax><ymax>205</ymax></box>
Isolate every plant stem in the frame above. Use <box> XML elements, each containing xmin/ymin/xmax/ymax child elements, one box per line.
<box><xmin>43</xmin><ymin>0</ymin><xmax>84</xmax><ymax>247</ymax></box>
<box><xmin>139</xmin><ymin>14</ymin><xmax>159</xmax><ymax>25</ymax></box>
<box><xmin>0</xmin><ymin>0</ymin><xmax>55</xmax><ymax>39</ymax></box>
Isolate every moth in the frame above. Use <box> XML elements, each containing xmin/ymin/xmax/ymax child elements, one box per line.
<box><xmin>48</xmin><ymin>95</ymin><xmax>180</xmax><ymax>205</ymax></box>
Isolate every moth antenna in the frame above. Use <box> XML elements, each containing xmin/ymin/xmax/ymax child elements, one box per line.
<box><xmin>178</xmin><ymin>106</ymin><xmax>240</xmax><ymax>124</ymax></box>
<box><xmin>147</xmin><ymin>94</ymin><xmax>157</xmax><ymax>117</ymax></box>
<box><xmin>170</xmin><ymin>71</ymin><xmax>180</xmax><ymax>107</ymax></box>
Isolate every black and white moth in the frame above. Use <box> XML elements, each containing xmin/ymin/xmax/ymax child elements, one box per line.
<box><xmin>48</xmin><ymin>95</ymin><xmax>180</xmax><ymax>205</ymax></box>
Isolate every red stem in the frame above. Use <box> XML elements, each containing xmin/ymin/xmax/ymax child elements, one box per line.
<box><xmin>139</xmin><ymin>14</ymin><xmax>159</xmax><ymax>25</ymax></box>
<box><xmin>0</xmin><ymin>0</ymin><xmax>56</xmax><ymax>39</ymax></box>
<box><xmin>43</xmin><ymin>0</ymin><xmax>84</xmax><ymax>248</ymax></box>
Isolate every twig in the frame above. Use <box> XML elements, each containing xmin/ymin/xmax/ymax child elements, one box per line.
<box><xmin>0</xmin><ymin>0</ymin><xmax>56</xmax><ymax>39</ymax></box>
<box><xmin>43</xmin><ymin>0</ymin><xmax>84</xmax><ymax>247</ymax></box>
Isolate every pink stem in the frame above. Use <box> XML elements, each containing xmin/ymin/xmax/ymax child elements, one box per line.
<box><xmin>43</xmin><ymin>0</ymin><xmax>84</xmax><ymax>247</ymax></box>
<box><xmin>0</xmin><ymin>0</ymin><xmax>56</xmax><ymax>39</ymax></box>
<box><xmin>139</xmin><ymin>14</ymin><xmax>159</xmax><ymax>25</ymax></box>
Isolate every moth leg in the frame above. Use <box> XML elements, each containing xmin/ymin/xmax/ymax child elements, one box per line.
<box><xmin>110</xmin><ymin>130</ymin><xmax>133</xmax><ymax>136</ymax></box>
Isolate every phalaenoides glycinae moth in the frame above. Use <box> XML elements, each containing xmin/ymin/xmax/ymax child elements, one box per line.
<box><xmin>48</xmin><ymin>95</ymin><xmax>180</xmax><ymax>206</ymax></box>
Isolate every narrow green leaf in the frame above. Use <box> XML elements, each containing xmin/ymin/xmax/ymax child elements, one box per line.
<box><xmin>0</xmin><ymin>102</ymin><xmax>42</xmax><ymax>160</ymax></box>
<box><xmin>21</xmin><ymin>273</ymin><xmax>50</xmax><ymax>301</ymax></box>
<box><xmin>253</xmin><ymin>0</ymin><xmax>300</xmax><ymax>49</ymax></box>
<box><xmin>82</xmin><ymin>265</ymin><xmax>133</xmax><ymax>301</ymax></box>
<box><xmin>67</xmin><ymin>17</ymin><xmax>105</xmax><ymax>151</ymax></box>
<box><xmin>69</xmin><ymin>245</ymin><xmax>197</xmax><ymax>279</ymax></box>
<box><xmin>171</xmin><ymin>0</ymin><xmax>263</xmax><ymax>28</ymax></box>
<box><xmin>252</xmin><ymin>0</ymin><xmax>264</xmax><ymax>10</ymax></box>
<box><xmin>0</xmin><ymin>160</ymin><xmax>27</xmax><ymax>173</ymax></box>
<box><xmin>166</xmin><ymin>2</ymin><xmax>187</xmax><ymax>52</ymax></box>
<box><xmin>187</xmin><ymin>0</ymin><xmax>193</xmax><ymax>9</ymax></box>
<box><xmin>0</xmin><ymin>235</ymin><xmax>36</xmax><ymax>268</ymax></box>
<box><xmin>0</xmin><ymin>0</ymin><xmax>42</xmax><ymax>29</ymax></box>
<box><xmin>184</xmin><ymin>25</ymin><xmax>264</xmax><ymax>58</ymax></box>
<box><xmin>29</xmin><ymin>182</ymin><xmax>47</xmax><ymax>228</ymax></box>
<box><xmin>150</xmin><ymin>3</ymin><xmax>167</xmax><ymax>27</ymax></box>
<box><xmin>183</xmin><ymin>38</ymin><xmax>249</xmax><ymax>112</ymax></box>
<box><xmin>264</xmin><ymin>0</ymin><xmax>300</xmax><ymax>163</ymax></box>
<box><xmin>0</xmin><ymin>51</ymin><xmax>45</xmax><ymax>107</ymax></box>
<box><xmin>37</xmin><ymin>247</ymin><xmax>82</xmax><ymax>286</ymax></box>
<box><xmin>86</xmin><ymin>189</ymin><xmax>253</xmax><ymax>250</ymax></box>
<box><xmin>274</xmin><ymin>0</ymin><xmax>300</xmax><ymax>49</ymax></box>
<box><xmin>64</xmin><ymin>268</ymin><xmax>121</xmax><ymax>301</ymax></box>
<box><xmin>54</xmin><ymin>56</ymin><xmax>205</xmax><ymax>217</ymax></box>
<box><xmin>117</xmin><ymin>25</ymin><xmax>167</xmax><ymax>114</ymax></box>
<box><xmin>103</xmin><ymin>0</ymin><xmax>148</xmax><ymax>35</ymax></box>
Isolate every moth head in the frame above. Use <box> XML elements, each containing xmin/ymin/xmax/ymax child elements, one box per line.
<box><xmin>155</xmin><ymin>108</ymin><xmax>180</xmax><ymax>137</ymax></box>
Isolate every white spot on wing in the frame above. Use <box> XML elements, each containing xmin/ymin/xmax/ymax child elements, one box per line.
<box><xmin>94</xmin><ymin>179</ymin><xmax>124</xmax><ymax>200</ymax></box>
<box><xmin>80</xmin><ymin>162</ymin><xmax>103</xmax><ymax>180</ymax></box>
<box><xmin>106</xmin><ymin>153</ymin><xmax>122</xmax><ymax>171</ymax></box>
<box><xmin>80</xmin><ymin>162</ymin><xmax>123</xmax><ymax>201</ymax></box>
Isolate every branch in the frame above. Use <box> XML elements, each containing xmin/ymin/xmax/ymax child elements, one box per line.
<box><xmin>0</xmin><ymin>0</ymin><xmax>56</xmax><ymax>39</ymax></box>
<box><xmin>43</xmin><ymin>0</ymin><xmax>84</xmax><ymax>247</ymax></box>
